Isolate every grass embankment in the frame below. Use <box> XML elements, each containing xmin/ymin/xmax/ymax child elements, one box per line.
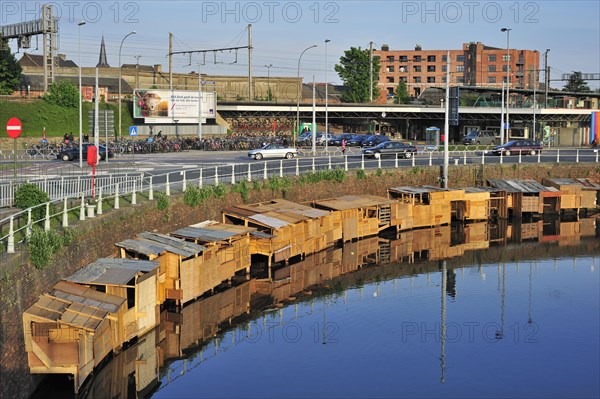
<box><xmin>0</xmin><ymin>100</ymin><xmax>133</xmax><ymax>146</ymax></box>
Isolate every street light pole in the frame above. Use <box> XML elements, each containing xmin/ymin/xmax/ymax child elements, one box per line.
<box><xmin>265</xmin><ymin>64</ymin><xmax>272</xmax><ymax>101</ymax></box>
<box><xmin>118</xmin><ymin>31</ymin><xmax>136</xmax><ymax>141</ymax></box>
<box><xmin>533</xmin><ymin>50</ymin><xmax>538</xmax><ymax>141</ymax></box>
<box><xmin>78</xmin><ymin>20</ymin><xmax>86</xmax><ymax>168</ymax></box>
<box><xmin>501</xmin><ymin>28</ymin><xmax>511</xmax><ymax>141</ymax></box>
<box><xmin>544</xmin><ymin>49</ymin><xmax>550</xmax><ymax>108</ymax></box>
<box><xmin>325</xmin><ymin>39</ymin><xmax>330</xmax><ymax>153</ymax></box>
<box><xmin>295</xmin><ymin>44</ymin><xmax>318</xmax><ymax>147</ymax></box>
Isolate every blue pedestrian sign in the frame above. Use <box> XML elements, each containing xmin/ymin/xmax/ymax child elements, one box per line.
<box><xmin>129</xmin><ymin>126</ymin><xmax>138</xmax><ymax>136</ymax></box>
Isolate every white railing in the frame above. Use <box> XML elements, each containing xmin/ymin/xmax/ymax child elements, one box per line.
<box><xmin>1</xmin><ymin>149</ymin><xmax>599</xmax><ymax>255</ymax></box>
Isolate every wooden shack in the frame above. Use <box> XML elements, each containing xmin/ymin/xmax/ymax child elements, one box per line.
<box><xmin>63</xmin><ymin>258</ymin><xmax>159</xmax><ymax>342</ymax></box>
<box><xmin>115</xmin><ymin>232</ymin><xmax>208</xmax><ymax>305</ymax></box>
<box><xmin>487</xmin><ymin>179</ymin><xmax>560</xmax><ymax>218</ymax></box>
<box><xmin>461</xmin><ymin>187</ymin><xmax>496</xmax><ymax>221</ymax></box>
<box><xmin>312</xmin><ymin>194</ymin><xmax>398</xmax><ymax>241</ymax></box>
<box><xmin>387</xmin><ymin>186</ymin><xmax>465</xmax><ymax>228</ymax></box>
<box><xmin>542</xmin><ymin>178</ymin><xmax>600</xmax><ymax>213</ymax></box>
<box><xmin>169</xmin><ymin>221</ymin><xmax>254</xmax><ymax>295</ymax></box>
<box><xmin>222</xmin><ymin>203</ymin><xmax>309</xmax><ymax>269</ymax></box>
<box><xmin>22</xmin><ymin>281</ymin><xmax>127</xmax><ymax>393</ymax></box>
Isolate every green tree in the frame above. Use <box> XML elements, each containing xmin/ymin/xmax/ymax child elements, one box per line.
<box><xmin>14</xmin><ymin>183</ymin><xmax>52</xmax><ymax>222</ymax></box>
<box><xmin>334</xmin><ymin>47</ymin><xmax>380</xmax><ymax>103</ymax></box>
<box><xmin>44</xmin><ymin>80</ymin><xmax>79</xmax><ymax>107</ymax></box>
<box><xmin>563</xmin><ymin>71</ymin><xmax>591</xmax><ymax>93</ymax></box>
<box><xmin>0</xmin><ymin>38</ymin><xmax>23</xmax><ymax>95</ymax></box>
<box><xmin>394</xmin><ymin>80</ymin><xmax>410</xmax><ymax>104</ymax></box>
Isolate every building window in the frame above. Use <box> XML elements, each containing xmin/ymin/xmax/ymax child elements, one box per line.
<box><xmin>427</xmin><ymin>65</ymin><xmax>436</xmax><ymax>72</ymax></box>
<box><xmin>456</xmin><ymin>55</ymin><xmax>464</xmax><ymax>62</ymax></box>
<box><xmin>456</xmin><ymin>65</ymin><xmax>464</xmax><ymax>72</ymax></box>
<box><xmin>488</xmin><ymin>65</ymin><xmax>496</xmax><ymax>72</ymax></box>
<box><xmin>400</xmin><ymin>76</ymin><xmax>407</xmax><ymax>83</ymax></box>
<box><xmin>502</xmin><ymin>54</ymin><xmax>511</xmax><ymax>62</ymax></box>
<box><xmin>413</xmin><ymin>65</ymin><xmax>421</xmax><ymax>72</ymax></box>
<box><xmin>387</xmin><ymin>87</ymin><xmax>394</xmax><ymax>95</ymax></box>
<box><xmin>442</xmin><ymin>76</ymin><xmax>447</xmax><ymax>83</ymax></box>
<box><xmin>413</xmin><ymin>77</ymin><xmax>421</xmax><ymax>83</ymax></box>
<box><xmin>399</xmin><ymin>55</ymin><xmax>408</xmax><ymax>62</ymax></box>
<box><xmin>413</xmin><ymin>55</ymin><xmax>422</xmax><ymax>62</ymax></box>
<box><xmin>502</xmin><ymin>65</ymin><xmax>508</xmax><ymax>72</ymax></box>
<box><xmin>387</xmin><ymin>76</ymin><xmax>395</xmax><ymax>83</ymax></box>
<box><xmin>387</xmin><ymin>55</ymin><xmax>395</xmax><ymax>62</ymax></box>
<box><xmin>488</xmin><ymin>54</ymin><xmax>496</xmax><ymax>62</ymax></box>
<box><xmin>488</xmin><ymin>77</ymin><xmax>496</xmax><ymax>83</ymax></box>
<box><xmin>386</xmin><ymin>66</ymin><xmax>395</xmax><ymax>73</ymax></box>
<box><xmin>427</xmin><ymin>77</ymin><xmax>435</xmax><ymax>83</ymax></box>
<box><xmin>442</xmin><ymin>65</ymin><xmax>447</xmax><ymax>72</ymax></box>
<box><xmin>456</xmin><ymin>76</ymin><xmax>464</xmax><ymax>83</ymax></box>
<box><xmin>442</xmin><ymin>55</ymin><xmax>447</xmax><ymax>62</ymax></box>
<box><xmin>427</xmin><ymin>55</ymin><xmax>436</xmax><ymax>62</ymax></box>
<box><xmin>399</xmin><ymin>66</ymin><xmax>408</xmax><ymax>73</ymax></box>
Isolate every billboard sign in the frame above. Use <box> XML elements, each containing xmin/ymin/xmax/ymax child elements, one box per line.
<box><xmin>133</xmin><ymin>89</ymin><xmax>216</xmax><ymax>124</ymax></box>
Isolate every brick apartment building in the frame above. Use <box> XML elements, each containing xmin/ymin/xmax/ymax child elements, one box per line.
<box><xmin>375</xmin><ymin>42</ymin><xmax>540</xmax><ymax>102</ymax></box>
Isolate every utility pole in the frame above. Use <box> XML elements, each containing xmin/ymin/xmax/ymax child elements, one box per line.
<box><xmin>443</xmin><ymin>51</ymin><xmax>449</xmax><ymax>189</ymax></box>
<box><xmin>169</xmin><ymin>32</ymin><xmax>173</xmax><ymax>90</ymax></box>
<box><xmin>369</xmin><ymin>41</ymin><xmax>374</xmax><ymax>102</ymax></box>
<box><xmin>533</xmin><ymin>50</ymin><xmax>537</xmax><ymax>141</ymax></box>
<box><xmin>248</xmin><ymin>24</ymin><xmax>253</xmax><ymax>100</ymax></box>
<box><xmin>544</xmin><ymin>49</ymin><xmax>550</xmax><ymax>108</ymax></box>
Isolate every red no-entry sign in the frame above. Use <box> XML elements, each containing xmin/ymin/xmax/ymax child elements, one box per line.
<box><xmin>6</xmin><ymin>118</ymin><xmax>22</xmax><ymax>139</ymax></box>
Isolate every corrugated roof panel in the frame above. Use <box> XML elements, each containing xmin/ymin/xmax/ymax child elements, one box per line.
<box><xmin>64</xmin><ymin>258</ymin><xmax>158</xmax><ymax>286</ymax></box>
<box><xmin>250</xmin><ymin>230</ymin><xmax>275</xmax><ymax>239</ymax></box>
<box><xmin>171</xmin><ymin>226</ymin><xmax>238</xmax><ymax>242</ymax></box>
<box><xmin>249</xmin><ymin>213</ymin><xmax>290</xmax><ymax>229</ymax></box>
<box><xmin>137</xmin><ymin>232</ymin><xmax>207</xmax><ymax>255</ymax></box>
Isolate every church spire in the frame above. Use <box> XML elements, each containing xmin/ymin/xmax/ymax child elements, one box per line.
<box><xmin>96</xmin><ymin>35</ymin><xmax>110</xmax><ymax>67</ymax></box>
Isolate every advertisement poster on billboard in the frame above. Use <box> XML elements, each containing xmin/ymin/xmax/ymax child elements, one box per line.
<box><xmin>133</xmin><ymin>90</ymin><xmax>216</xmax><ymax>124</ymax></box>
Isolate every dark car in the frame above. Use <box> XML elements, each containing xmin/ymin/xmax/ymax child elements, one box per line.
<box><xmin>57</xmin><ymin>144</ymin><xmax>113</xmax><ymax>162</ymax></box>
<box><xmin>329</xmin><ymin>133</ymin><xmax>355</xmax><ymax>146</ymax></box>
<box><xmin>347</xmin><ymin>134</ymin><xmax>369</xmax><ymax>146</ymax></box>
<box><xmin>362</xmin><ymin>141</ymin><xmax>418</xmax><ymax>159</ymax></box>
<box><xmin>492</xmin><ymin>140</ymin><xmax>543</xmax><ymax>156</ymax></box>
<box><xmin>361</xmin><ymin>135</ymin><xmax>391</xmax><ymax>147</ymax></box>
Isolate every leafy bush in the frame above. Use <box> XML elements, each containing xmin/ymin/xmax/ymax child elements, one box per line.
<box><xmin>376</xmin><ymin>168</ymin><xmax>383</xmax><ymax>177</ymax></box>
<box><xmin>44</xmin><ymin>80</ymin><xmax>79</xmax><ymax>108</ymax></box>
<box><xmin>356</xmin><ymin>169</ymin><xmax>367</xmax><ymax>180</ymax></box>
<box><xmin>14</xmin><ymin>183</ymin><xmax>52</xmax><ymax>222</ymax></box>
<box><xmin>28</xmin><ymin>227</ymin><xmax>63</xmax><ymax>269</ymax></box>
<box><xmin>184</xmin><ymin>186</ymin><xmax>201</xmax><ymax>207</ymax></box>
<box><xmin>155</xmin><ymin>192</ymin><xmax>169</xmax><ymax>210</ymax></box>
<box><xmin>231</xmin><ymin>180</ymin><xmax>250</xmax><ymax>203</ymax></box>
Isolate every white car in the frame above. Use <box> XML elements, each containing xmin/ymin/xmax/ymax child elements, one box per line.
<box><xmin>248</xmin><ymin>143</ymin><xmax>298</xmax><ymax>160</ymax></box>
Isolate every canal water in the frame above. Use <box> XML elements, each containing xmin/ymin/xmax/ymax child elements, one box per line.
<box><xmin>31</xmin><ymin>220</ymin><xmax>600</xmax><ymax>399</ymax></box>
<box><xmin>151</xmin><ymin>254</ymin><xmax>599</xmax><ymax>396</ymax></box>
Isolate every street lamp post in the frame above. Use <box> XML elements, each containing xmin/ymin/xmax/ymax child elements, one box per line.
<box><xmin>78</xmin><ymin>20</ymin><xmax>86</xmax><ymax>168</ymax></box>
<box><xmin>501</xmin><ymin>28</ymin><xmax>511</xmax><ymax>143</ymax></box>
<box><xmin>118</xmin><ymin>31</ymin><xmax>136</xmax><ymax>141</ymax></box>
<box><xmin>544</xmin><ymin>49</ymin><xmax>550</xmax><ymax>108</ymax></box>
<box><xmin>295</xmin><ymin>44</ymin><xmax>318</xmax><ymax>147</ymax></box>
<box><xmin>264</xmin><ymin>64</ymin><xmax>272</xmax><ymax>101</ymax></box>
<box><xmin>325</xmin><ymin>39</ymin><xmax>330</xmax><ymax>153</ymax></box>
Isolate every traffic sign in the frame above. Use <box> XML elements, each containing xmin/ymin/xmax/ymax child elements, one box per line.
<box><xmin>129</xmin><ymin>126</ymin><xmax>138</xmax><ymax>136</ymax></box>
<box><xmin>6</xmin><ymin>117</ymin><xmax>22</xmax><ymax>139</ymax></box>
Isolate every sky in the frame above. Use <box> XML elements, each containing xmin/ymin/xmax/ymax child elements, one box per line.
<box><xmin>1</xmin><ymin>0</ymin><xmax>599</xmax><ymax>89</ymax></box>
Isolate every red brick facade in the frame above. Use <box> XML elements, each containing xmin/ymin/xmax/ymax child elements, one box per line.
<box><xmin>375</xmin><ymin>42</ymin><xmax>540</xmax><ymax>103</ymax></box>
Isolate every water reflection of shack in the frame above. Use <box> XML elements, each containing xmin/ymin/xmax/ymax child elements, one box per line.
<box><xmin>542</xmin><ymin>178</ymin><xmax>600</xmax><ymax>214</ymax></box>
<box><xmin>386</xmin><ymin>186</ymin><xmax>464</xmax><ymax>228</ymax></box>
<box><xmin>79</xmin><ymin>327</ymin><xmax>160</xmax><ymax>399</ymax></box>
<box><xmin>115</xmin><ymin>232</ymin><xmax>209</xmax><ymax>306</ymax></box>
<box><xmin>62</xmin><ymin>258</ymin><xmax>160</xmax><ymax>342</ymax></box>
<box><xmin>312</xmin><ymin>194</ymin><xmax>397</xmax><ymax>241</ymax></box>
<box><xmin>487</xmin><ymin>179</ymin><xmax>560</xmax><ymax>218</ymax></box>
<box><xmin>22</xmin><ymin>281</ymin><xmax>128</xmax><ymax>393</ymax></box>
<box><xmin>170</xmin><ymin>221</ymin><xmax>254</xmax><ymax>294</ymax></box>
<box><xmin>159</xmin><ymin>281</ymin><xmax>252</xmax><ymax>361</ymax></box>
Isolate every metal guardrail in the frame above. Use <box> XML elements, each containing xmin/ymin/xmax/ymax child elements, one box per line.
<box><xmin>1</xmin><ymin>149</ymin><xmax>599</xmax><ymax>255</ymax></box>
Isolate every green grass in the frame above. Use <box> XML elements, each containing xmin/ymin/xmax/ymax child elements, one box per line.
<box><xmin>0</xmin><ymin>100</ymin><xmax>134</xmax><ymax>142</ymax></box>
